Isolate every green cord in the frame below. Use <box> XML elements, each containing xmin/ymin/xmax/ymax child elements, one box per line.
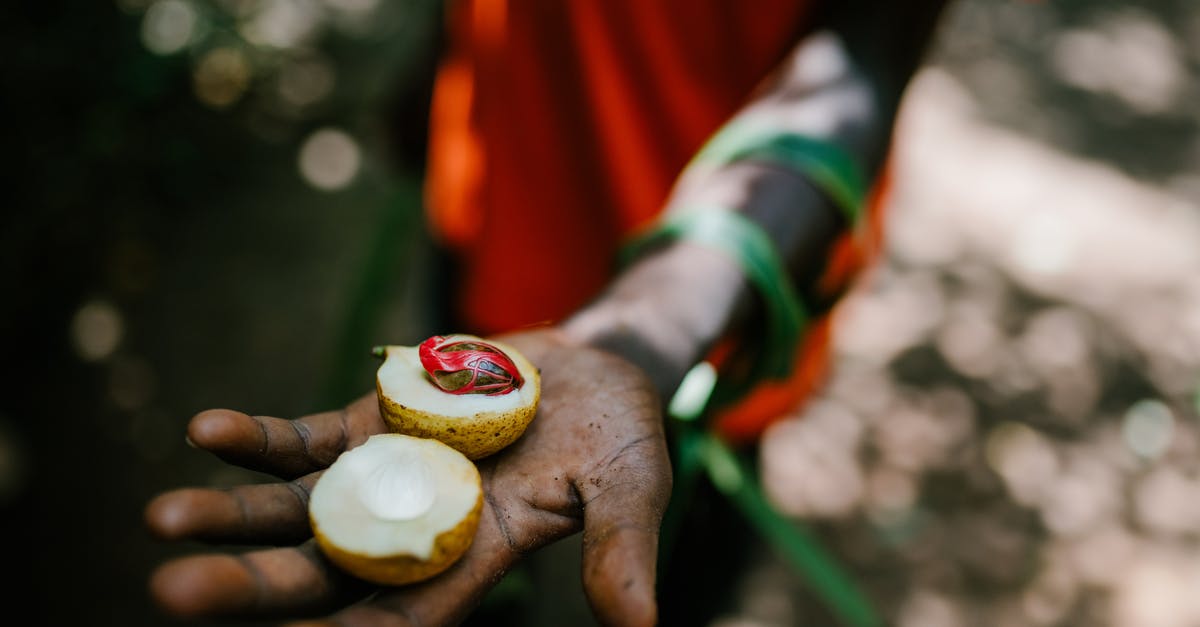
<box><xmin>695</xmin><ymin>431</ymin><xmax>882</xmax><ymax>627</ymax></box>
<box><xmin>621</xmin><ymin>209</ymin><xmax>808</xmax><ymax>402</ymax></box>
<box><xmin>659</xmin><ymin>365</ymin><xmax>881</xmax><ymax>627</ymax></box>
<box><xmin>621</xmin><ymin>128</ymin><xmax>869</xmax><ymax>403</ymax></box>
<box><xmin>691</xmin><ymin>123</ymin><xmax>868</xmax><ymax>233</ymax></box>
<box><xmin>647</xmin><ymin>127</ymin><xmax>880</xmax><ymax>626</ymax></box>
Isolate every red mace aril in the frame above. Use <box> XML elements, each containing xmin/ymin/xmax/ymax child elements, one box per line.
<box><xmin>374</xmin><ymin>334</ymin><xmax>542</xmax><ymax>459</ymax></box>
<box><xmin>418</xmin><ymin>335</ymin><xmax>525</xmax><ymax>396</ymax></box>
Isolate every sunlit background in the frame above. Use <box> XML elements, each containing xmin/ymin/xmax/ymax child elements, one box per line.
<box><xmin>4</xmin><ymin>1</ymin><xmax>1200</xmax><ymax>625</ymax></box>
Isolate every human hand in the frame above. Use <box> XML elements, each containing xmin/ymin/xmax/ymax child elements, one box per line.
<box><xmin>145</xmin><ymin>328</ymin><xmax>672</xmax><ymax>627</ymax></box>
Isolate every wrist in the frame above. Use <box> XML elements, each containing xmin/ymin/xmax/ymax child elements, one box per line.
<box><xmin>560</xmin><ymin>240</ymin><xmax>749</xmax><ymax>400</ymax></box>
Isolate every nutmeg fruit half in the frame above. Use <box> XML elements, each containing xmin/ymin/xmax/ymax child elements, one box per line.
<box><xmin>309</xmin><ymin>433</ymin><xmax>483</xmax><ymax>585</ymax></box>
<box><xmin>373</xmin><ymin>334</ymin><xmax>541</xmax><ymax>460</ymax></box>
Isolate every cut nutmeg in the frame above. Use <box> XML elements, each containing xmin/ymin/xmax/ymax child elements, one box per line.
<box><xmin>374</xmin><ymin>334</ymin><xmax>541</xmax><ymax>460</ymax></box>
<box><xmin>309</xmin><ymin>433</ymin><xmax>483</xmax><ymax>586</ymax></box>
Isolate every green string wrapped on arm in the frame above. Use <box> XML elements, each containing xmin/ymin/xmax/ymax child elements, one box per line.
<box><xmin>621</xmin><ymin>127</ymin><xmax>870</xmax><ymax>404</ymax></box>
<box><xmin>620</xmin><ymin>208</ymin><xmax>808</xmax><ymax>402</ymax></box>
<box><xmin>691</xmin><ymin>123</ymin><xmax>869</xmax><ymax>231</ymax></box>
<box><xmin>631</xmin><ymin>129</ymin><xmax>880</xmax><ymax>627</ymax></box>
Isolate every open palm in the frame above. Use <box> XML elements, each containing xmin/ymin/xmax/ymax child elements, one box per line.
<box><xmin>146</xmin><ymin>328</ymin><xmax>672</xmax><ymax>627</ymax></box>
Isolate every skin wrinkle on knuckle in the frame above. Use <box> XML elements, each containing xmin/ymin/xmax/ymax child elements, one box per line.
<box><xmin>235</xmin><ymin>553</ymin><xmax>271</xmax><ymax>612</ymax></box>
<box><xmin>286</xmin><ymin>479</ymin><xmax>311</xmax><ymax>510</ymax></box>
<box><xmin>290</xmin><ymin>419</ymin><xmax>316</xmax><ymax>462</ymax></box>
<box><xmin>335</xmin><ymin>408</ymin><xmax>352</xmax><ymax>451</ymax></box>
<box><xmin>252</xmin><ymin>415</ymin><xmax>272</xmax><ymax>455</ymax></box>
<box><xmin>229</xmin><ymin>487</ymin><xmax>253</xmax><ymax>531</ymax></box>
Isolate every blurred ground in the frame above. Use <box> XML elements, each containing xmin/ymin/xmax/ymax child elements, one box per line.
<box><xmin>3</xmin><ymin>1</ymin><xmax>1199</xmax><ymax>626</ymax></box>
<box><xmin>728</xmin><ymin>2</ymin><xmax>1200</xmax><ymax>626</ymax></box>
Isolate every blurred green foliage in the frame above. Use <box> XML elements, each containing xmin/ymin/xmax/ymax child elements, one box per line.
<box><xmin>2</xmin><ymin>2</ymin><xmax>444</xmax><ymax>624</ymax></box>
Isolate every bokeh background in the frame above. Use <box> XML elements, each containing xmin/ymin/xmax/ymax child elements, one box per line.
<box><xmin>4</xmin><ymin>1</ymin><xmax>1200</xmax><ymax>625</ymax></box>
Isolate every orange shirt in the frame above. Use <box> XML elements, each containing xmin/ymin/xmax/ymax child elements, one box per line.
<box><xmin>424</xmin><ymin>0</ymin><xmax>886</xmax><ymax>443</ymax></box>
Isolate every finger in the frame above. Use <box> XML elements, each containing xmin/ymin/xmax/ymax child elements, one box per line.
<box><xmin>149</xmin><ymin>542</ymin><xmax>371</xmax><ymax>620</ymax></box>
<box><xmin>188</xmin><ymin>394</ymin><xmax>384</xmax><ymax>479</ymax></box>
<box><xmin>576</xmin><ymin>436</ymin><xmax>673</xmax><ymax>627</ymax></box>
<box><xmin>283</xmin><ymin>478</ymin><xmax>562</xmax><ymax>627</ymax></box>
<box><xmin>145</xmin><ymin>473</ymin><xmax>320</xmax><ymax>545</ymax></box>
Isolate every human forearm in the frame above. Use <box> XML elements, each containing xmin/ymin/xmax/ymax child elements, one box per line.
<box><xmin>559</xmin><ymin>166</ymin><xmax>838</xmax><ymax>402</ymax></box>
<box><xmin>564</xmin><ymin>1</ymin><xmax>949</xmax><ymax>401</ymax></box>
<box><xmin>668</xmin><ymin>0</ymin><xmax>950</xmax><ymax>266</ymax></box>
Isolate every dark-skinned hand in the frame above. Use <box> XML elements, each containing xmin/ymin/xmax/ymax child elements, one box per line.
<box><xmin>145</xmin><ymin>328</ymin><xmax>672</xmax><ymax>627</ymax></box>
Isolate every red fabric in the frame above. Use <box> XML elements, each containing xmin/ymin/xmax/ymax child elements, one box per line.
<box><xmin>424</xmin><ymin>0</ymin><xmax>891</xmax><ymax>443</ymax></box>
<box><xmin>426</xmin><ymin>0</ymin><xmax>816</xmax><ymax>334</ymax></box>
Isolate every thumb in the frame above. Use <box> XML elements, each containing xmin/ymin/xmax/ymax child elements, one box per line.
<box><xmin>577</xmin><ymin>439</ymin><xmax>673</xmax><ymax>627</ymax></box>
